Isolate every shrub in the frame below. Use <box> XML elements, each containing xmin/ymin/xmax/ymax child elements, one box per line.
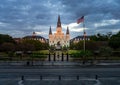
<box><xmin>99</xmin><ymin>47</ymin><xmax>112</xmax><ymax>57</ymax></box>
<box><xmin>71</xmin><ymin>50</ymin><xmax>93</xmax><ymax>58</ymax></box>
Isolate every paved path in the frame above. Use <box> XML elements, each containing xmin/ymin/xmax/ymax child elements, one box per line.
<box><xmin>0</xmin><ymin>61</ymin><xmax>120</xmax><ymax>66</ymax></box>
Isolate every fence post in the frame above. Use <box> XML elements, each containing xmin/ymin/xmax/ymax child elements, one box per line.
<box><xmin>59</xmin><ymin>75</ymin><xmax>61</xmax><ymax>80</ymax></box>
<box><xmin>21</xmin><ymin>75</ymin><xmax>24</xmax><ymax>80</ymax></box>
<box><xmin>76</xmin><ymin>75</ymin><xmax>79</xmax><ymax>80</ymax></box>
<box><xmin>66</xmin><ymin>53</ymin><xmax>69</xmax><ymax>61</ymax></box>
<box><xmin>62</xmin><ymin>53</ymin><xmax>63</xmax><ymax>61</ymax></box>
<box><xmin>26</xmin><ymin>61</ymin><xmax>30</xmax><ymax>66</ymax></box>
<box><xmin>54</xmin><ymin>53</ymin><xmax>56</xmax><ymax>61</ymax></box>
<box><xmin>48</xmin><ymin>53</ymin><xmax>51</xmax><ymax>61</ymax></box>
<box><xmin>95</xmin><ymin>75</ymin><xmax>98</xmax><ymax>80</ymax></box>
<box><xmin>40</xmin><ymin>75</ymin><xmax>43</xmax><ymax>80</ymax></box>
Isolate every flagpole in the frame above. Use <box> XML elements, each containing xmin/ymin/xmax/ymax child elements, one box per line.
<box><xmin>77</xmin><ymin>16</ymin><xmax>86</xmax><ymax>51</ymax></box>
<box><xmin>83</xmin><ymin>18</ymin><xmax>85</xmax><ymax>52</ymax></box>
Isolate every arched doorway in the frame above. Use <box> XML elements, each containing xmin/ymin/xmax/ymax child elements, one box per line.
<box><xmin>56</xmin><ymin>41</ymin><xmax>61</xmax><ymax>50</ymax></box>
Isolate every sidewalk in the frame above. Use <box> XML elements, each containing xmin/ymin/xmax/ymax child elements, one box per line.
<box><xmin>0</xmin><ymin>61</ymin><xmax>120</xmax><ymax>66</ymax></box>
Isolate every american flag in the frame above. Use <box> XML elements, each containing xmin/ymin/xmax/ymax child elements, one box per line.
<box><xmin>77</xmin><ymin>16</ymin><xmax>84</xmax><ymax>24</ymax></box>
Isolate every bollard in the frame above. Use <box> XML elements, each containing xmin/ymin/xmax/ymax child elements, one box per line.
<box><xmin>59</xmin><ymin>75</ymin><xmax>61</xmax><ymax>80</ymax></box>
<box><xmin>82</xmin><ymin>61</ymin><xmax>85</xmax><ymax>65</ymax></box>
<box><xmin>54</xmin><ymin>53</ymin><xmax>56</xmax><ymax>61</ymax></box>
<box><xmin>48</xmin><ymin>53</ymin><xmax>51</xmax><ymax>61</ymax></box>
<box><xmin>62</xmin><ymin>53</ymin><xmax>63</xmax><ymax>57</ymax></box>
<box><xmin>95</xmin><ymin>75</ymin><xmax>98</xmax><ymax>80</ymax></box>
<box><xmin>61</xmin><ymin>56</ymin><xmax>63</xmax><ymax>61</ymax></box>
<box><xmin>76</xmin><ymin>75</ymin><xmax>79</xmax><ymax>80</ymax></box>
<box><xmin>66</xmin><ymin>53</ymin><xmax>69</xmax><ymax>61</ymax></box>
<box><xmin>21</xmin><ymin>75</ymin><xmax>24</xmax><ymax>80</ymax></box>
<box><xmin>40</xmin><ymin>75</ymin><xmax>43</xmax><ymax>80</ymax></box>
<box><xmin>26</xmin><ymin>61</ymin><xmax>30</xmax><ymax>66</ymax></box>
<box><xmin>61</xmin><ymin>53</ymin><xmax>63</xmax><ymax>61</ymax></box>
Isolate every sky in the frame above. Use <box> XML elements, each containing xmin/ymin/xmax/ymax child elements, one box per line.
<box><xmin>0</xmin><ymin>0</ymin><xmax>120</xmax><ymax>39</ymax></box>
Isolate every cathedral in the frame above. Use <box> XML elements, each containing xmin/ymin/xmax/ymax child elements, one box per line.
<box><xmin>49</xmin><ymin>15</ymin><xmax>70</xmax><ymax>49</ymax></box>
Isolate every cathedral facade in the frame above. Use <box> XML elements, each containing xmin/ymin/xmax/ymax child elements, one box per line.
<box><xmin>49</xmin><ymin>15</ymin><xmax>70</xmax><ymax>48</ymax></box>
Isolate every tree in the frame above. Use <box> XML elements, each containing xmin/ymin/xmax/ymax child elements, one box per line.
<box><xmin>85</xmin><ymin>41</ymin><xmax>98</xmax><ymax>51</ymax></box>
<box><xmin>99</xmin><ymin>47</ymin><xmax>113</xmax><ymax>59</ymax></box>
<box><xmin>70</xmin><ymin>40</ymin><xmax>108</xmax><ymax>51</ymax></box>
<box><xmin>90</xmin><ymin>33</ymin><xmax>110</xmax><ymax>41</ymax></box>
<box><xmin>109</xmin><ymin>31</ymin><xmax>120</xmax><ymax>49</ymax></box>
<box><xmin>107</xmin><ymin>32</ymin><xmax>112</xmax><ymax>39</ymax></box>
<box><xmin>49</xmin><ymin>45</ymin><xmax>55</xmax><ymax>51</ymax></box>
<box><xmin>0</xmin><ymin>42</ymin><xmax>15</xmax><ymax>52</ymax></box>
<box><xmin>0</xmin><ymin>42</ymin><xmax>15</xmax><ymax>60</ymax></box>
<box><xmin>0</xmin><ymin>34</ymin><xmax>15</xmax><ymax>44</ymax></box>
<box><xmin>62</xmin><ymin>45</ymin><xmax>68</xmax><ymax>51</ymax></box>
<box><xmin>79</xmin><ymin>50</ymin><xmax>93</xmax><ymax>57</ymax></box>
<box><xmin>22</xmin><ymin>40</ymin><xmax>44</xmax><ymax>50</ymax></box>
<box><xmin>41</xmin><ymin>43</ymin><xmax>49</xmax><ymax>50</ymax></box>
<box><xmin>70</xmin><ymin>42</ymin><xmax>77</xmax><ymax>50</ymax></box>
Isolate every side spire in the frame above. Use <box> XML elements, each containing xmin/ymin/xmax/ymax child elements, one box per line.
<box><xmin>66</xmin><ymin>26</ymin><xmax>69</xmax><ymax>34</ymax></box>
<box><xmin>32</xmin><ymin>31</ymin><xmax>36</xmax><ymax>38</ymax></box>
<box><xmin>49</xmin><ymin>26</ymin><xmax>52</xmax><ymax>34</ymax></box>
<box><xmin>57</xmin><ymin>15</ymin><xmax>61</xmax><ymax>27</ymax></box>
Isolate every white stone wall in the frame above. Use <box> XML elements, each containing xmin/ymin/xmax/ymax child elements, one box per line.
<box><xmin>49</xmin><ymin>33</ymin><xmax>70</xmax><ymax>47</ymax></box>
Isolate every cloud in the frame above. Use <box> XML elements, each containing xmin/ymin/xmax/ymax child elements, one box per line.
<box><xmin>0</xmin><ymin>22</ymin><xmax>9</xmax><ymax>27</ymax></box>
<box><xmin>35</xmin><ymin>32</ymin><xmax>47</xmax><ymax>35</ymax></box>
<box><xmin>0</xmin><ymin>0</ymin><xmax>120</xmax><ymax>39</ymax></box>
<box><xmin>94</xmin><ymin>19</ymin><xmax>120</xmax><ymax>28</ymax></box>
<box><xmin>62</xmin><ymin>23</ymin><xmax>88</xmax><ymax>32</ymax></box>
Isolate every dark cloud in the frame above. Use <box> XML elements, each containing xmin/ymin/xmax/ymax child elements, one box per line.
<box><xmin>0</xmin><ymin>0</ymin><xmax>120</xmax><ymax>38</ymax></box>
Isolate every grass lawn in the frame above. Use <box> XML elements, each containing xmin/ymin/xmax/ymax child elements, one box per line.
<box><xmin>0</xmin><ymin>52</ymin><xmax>8</xmax><ymax>57</ymax></box>
<box><xmin>68</xmin><ymin>50</ymin><xmax>81</xmax><ymax>54</ymax></box>
<box><xmin>33</xmin><ymin>50</ymin><xmax>49</xmax><ymax>54</ymax></box>
<box><xmin>0</xmin><ymin>50</ymin><xmax>120</xmax><ymax>61</ymax></box>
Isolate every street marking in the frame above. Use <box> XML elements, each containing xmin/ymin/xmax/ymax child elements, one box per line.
<box><xmin>18</xmin><ymin>80</ymin><xmax>24</xmax><ymax>85</ymax></box>
<box><xmin>94</xmin><ymin>80</ymin><xmax>101</xmax><ymax>85</ymax></box>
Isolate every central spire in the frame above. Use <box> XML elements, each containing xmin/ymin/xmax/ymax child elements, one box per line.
<box><xmin>57</xmin><ymin>15</ymin><xmax>61</xmax><ymax>27</ymax></box>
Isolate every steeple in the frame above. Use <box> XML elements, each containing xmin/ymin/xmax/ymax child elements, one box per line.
<box><xmin>66</xmin><ymin>26</ymin><xmax>69</xmax><ymax>34</ymax></box>
<box><xmin>32</xmin><ymin>31</ymin><xmax>36</xmax><ymax>38</ymax></box>
<box><xmin>49</xmin><ymin>26</ymin><xmax>52</xmax><ymax>34</ymax></box>
<box><xmin>57</xmin><ymin>15</ymin><xmax>61</xmax><ymax>27</ymax></box>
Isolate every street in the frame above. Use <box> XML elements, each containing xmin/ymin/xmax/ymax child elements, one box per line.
<box><xmin>0</xmin><ymin>63</ymin><xmax>120</xmax><ymax>85</ymax></box>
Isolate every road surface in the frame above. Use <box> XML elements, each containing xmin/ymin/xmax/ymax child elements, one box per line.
<box><xmin>0</xmin><ymin>64</ymin><xmax>120</xmax><ymax>85</ymax></box>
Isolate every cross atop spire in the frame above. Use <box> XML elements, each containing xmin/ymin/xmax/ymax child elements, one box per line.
<box><xmin>57</xmin><ymin>15</ymin><xmax>61</xmax><ymax>27</ymax></box>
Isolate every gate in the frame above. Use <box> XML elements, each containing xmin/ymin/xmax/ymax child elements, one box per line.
<box><xmin>48</xmin><ymin>51</ymin><xmax>69</xmax><ymax>61</ymax></box>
